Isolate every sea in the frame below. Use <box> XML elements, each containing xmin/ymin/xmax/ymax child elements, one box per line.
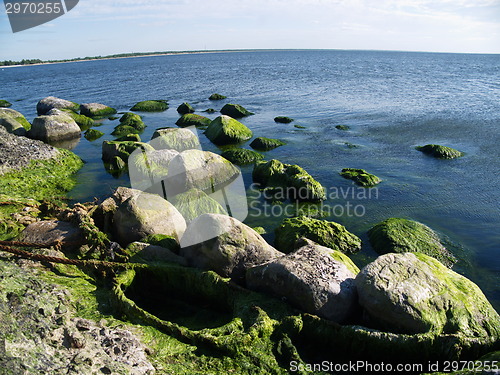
<box><xmin>1</xmin><ymin>50</ymin><xmax>499</xmax><ymax>310</ymax></box>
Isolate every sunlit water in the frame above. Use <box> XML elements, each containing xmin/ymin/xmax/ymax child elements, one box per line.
<box><xmin>1</xmin><ymin>50</ymin><xmax>499</xmax><ymax>309</ymax></box>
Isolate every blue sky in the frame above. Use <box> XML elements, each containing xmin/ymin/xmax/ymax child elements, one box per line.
<box><xmin>1</xmin><ymin>0</ymin><xmax>500</xmax><ymax>60</ymax></box>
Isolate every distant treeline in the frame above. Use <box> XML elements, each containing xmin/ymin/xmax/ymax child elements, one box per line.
<box><xmin>0</xmin><ymin>59</ymin><xmax>43</xmax><ymax>66</ymax></box>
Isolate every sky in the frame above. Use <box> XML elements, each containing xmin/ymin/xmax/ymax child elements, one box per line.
<box><xmin>1</xmin><ymin>0</ymin><xmax>500</xmax><ymax>60</ymax></box>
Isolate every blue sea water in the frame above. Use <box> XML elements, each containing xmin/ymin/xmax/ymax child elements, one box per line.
<box><xmin>1</xmin><ymin>50</ymin><xmax>499</xmax><ymax>309</ymax></box>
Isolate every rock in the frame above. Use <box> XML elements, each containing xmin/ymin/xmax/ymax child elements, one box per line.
<box><xmin>368</xmin><ymin>218</ymin><xmax>456</xmax><ymax>267</ymax></box>
<box><xmin>84</xmin><ymin>128</ymin><xmax>104</xmax><ymax>141</ymax></box>
<box><xmin>249</xmin><ymin>137</ymin><xmax>286</xmax><ymax>151</ymax></box>
<box><xmin>335</xmin><ymin>125</ymin><xmax>350</xmax><ymax>131</ymax></box>
<box><xmin>17</xmin><ymin>220</ymin><xmax>86</xmax><ymax>249</ymax></box>
<box><xmin>93</xmin><ymin>187</ymin><xmax>141</xmax><ymax>232</ymax></box>
<box><xmin>221</xmin><ymin>148</ymin><xmax>264</xmax><ymax>165</ymax></box>
<box><xmin>294</xmin><ymin>124</ymin><xmax>306</xmax><ymax>129</ymax></box>
<box><xmin>36</xmin><ymin>96</ymin><xmax>79</xmax><ymax>115</ymax></box>
<box><xmin>80</xmin><ymin>103</ymin><xmax>117</xmax><ymax>118</ymax></box>
<box><xmin>109</xmin><ymin>156</ymin><xmax>126</xmax><ymax>171</ymax></box>
<box><xmin>416</xmin><ymin>144</ymin><xmax>463</xmax><ymax>159</ymax></box>
<box><xmin>101</xmin><ymin>141</ymin><xmax>154</xmax><ymax>163</ymax></box>
<box><xmin>340</xmin><ymin>168</ymin><xmax>381</xmax><ymax>187</ymax></box>
<box><xmin>29</xmin><ymin>112</ymin><xmax>81</xmax><ymax>142</ymax></box>
<box><xmin>125</xmin><ymin>241</ymin><xmax>187</xmax><ymax>264</ymax></box>
<box><xmin>119</xmin><ymin>112</ymin><xmax>146</xmax><ymax>131</ymax></box>
<box><xmin>355</xmin><ymin>252</ymin><xmax>500</xmax><ymax>338</ymax></box>
<box><xmin>129</xmin><ymin>149</ymin><xmax>179</xmax><ymax>191</ymax></box>
<box><xmin>205</xmin><ymin>115</ymin><xmax>253</xmax><ymax>145</ymax></box>
<box><xmin>130</xmin><ymin>100</ymin><xmax>168</xmax><ymax>112</ymax></box>
<box><xmin>113</xmin><ymin>191</ymin><xmax>186</xmax><ymax>246</ymax></box>
<box><xmin>246</xmin><ymin>238</ymin><xmax>358</xmax><ymax>323</ymax></box>
<box><xmin>204</xmin><ymin>108</ymin><xmax>216</xmax><ymax>113</ymax></box>
<box><xmin>57</xmin><ymin>109</ymin><xmax>95</xmax><ymax>129</ymax></box>
<box><xmin>0</xmin><ymin>99</ymin><xmax>12</xmax><ymax>107</ymax></box>
<box><xmin>220</xmin><ymin>103</ymin><xmax>254</xmax><ymax>118</ymax></box>
<box><xmin>253</xmin><ymin>159</ymin><xmax>326</xmax><ymax>202</ymax></box>
<box><xmin>116</xmin><ymin>134</ymin><xmax>141</xmax><ymax>142</ymax></box>
<box><xmin>0</xmin><ymin>108</ymin><xmax>31</xmax><ymax>135</ymax></box>
<box><xmin>151</xmin><ymin>127</ymin><xmax>201</xmax><ymax>151</ymax></box>
<box><xmin>140</xmin><ymin>234</ymin><xmax>180</xmax><ymax>253</ymax></box>
<box><xmin>175</xmin><ymin>114</ymin><xmax>211</xmax><ymax>127</ymax></box>
<box><xmin>177</xmin><ymin>102</ymin><xmax>195</xmax><ymax>114</ymax></box>
<box><xmin>180</xmin><ymin>213</ymin><xmax>281</xmax><ymax>280</ymax></box>
<box><xmin>274</xmin><ymin>116</ymin><xmax>294</xmax><ymax>124</ymax></box>
<box><xmin>170</xmin><ymin>188</ymin><xmax>227</xmax><ymax>222</ymax></box>
<box><xmin>275</xmin><ymin>216</ymin><xmax>362</xmax><ymax>254</ymax></box>
<box><xmin>209</xmin><ymin>93</ymin><xmax>227</xmax><ymax>100</ymax></box>
<box><xmin>111</xmin><ymin>125</ymin><xmax>141</xmax><ymax>137</ymax></box>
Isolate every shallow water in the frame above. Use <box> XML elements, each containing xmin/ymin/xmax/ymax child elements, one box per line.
<box><xmin>1</xmin><ymin>50</ymin><xmax>499</xmax><ymax>309</ymax></box>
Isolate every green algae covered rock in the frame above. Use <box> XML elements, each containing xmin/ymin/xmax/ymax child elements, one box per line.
<box><xmin>171</xmin><ymin>188</ymin><xmax>228</xmax><ymax>222</ymax></box>
<box><xmin>0</xmin><ymin>100</ymin><xmax>12</xmax><ymax>107</ymax></box>
<box><xmin>140</xmin><ymin>234</ymin><xmax>180</xmax><ymax>253</ymax></box>
<box><xmin>102</xmin><ymin>141</ymin><xmax>154</xmax><ymax>163</ymax></box>
<box><xmin>177</xmin><ymin>102</ymin><xmax>195</xmax><ymax>114</ymax></box>
<box><xmin>355</xmin><ymin>252</ymin><xmax>500</xmax><ymax>338</ymax></box>
<box><xmin>109</xmin><ymin>156</ymin><xmax>126</xmax><ymax>171</ymax></box>
<box><xmin>111</xmin><ymin>125</ymin><xmax>141</xmax><ymax>137</ymax></box>
<box><xmin>209</xmin><ymin>93</ymin><xmax>227</xmax><ymax>100</ymax></box>
<box><xmin>274</xmin><ymin>116</ymin><xmax>294</xmax><ymax>124</ymax></box>
<box><xmin>119</xmin><ymin>112</ymin><xmax>146</xmax><ymax>131</ymax></box>
<box><xmin>80</xmin><ymin>103</ymin><xmax>117</xmax><ymax>118</ymax></box>
<box><xmin>151</xmin><ymin>127</ymin><xmax>201</xmax><ymax>152</ymax></box>
<box><xmin>29</xmin><ymin>112</ymin><xmax>81</xmax><ymax>142</ymax></box>
<box><xmin>252</xmin><ymin>159</ymin><xmax>287</xmax><ymax>186</ymax></box>
<box><xmin>205</xmin><ymin>115</ymin><xmax>253</xmax><ymax>145</ymax></box>
<box><xmin>175</xmin><ymin>113</ymin><xmax>211</xmax><ymax>127</ymax></box>
<box><xmin>0</xmin><ymin>108</ymin><xmax>31</xmax><ymax>135</ymax></box>
<box><xmin>336</xmin><ymin>125</ymin><xmax>350</xmax><ymax>131</ymax></box>
<box><xmin>340</xmin><ymin>168</ymin><xmax>381</xmax><ymax>187</ymax></box>
<box><xmin>416</xmin><ymin>144</ymin><xmax>463</xmax><ymax>159</ymax></box>
<box><xmin>275</xmin><ymin>216</ymin><xmax>362</xmax><ymax>254</ymax></box>
<box><xmin>125</xmin><ymin>241</ymin><xmax>186</xmax><ymax>264</ymax></box>
<box><xmin>368</xmin><ymin>217</ymin><xmax>456</xmax><ymax>267</ymax></box>
<box><xmin>60</xmin><ymin>109</ymin><xmax>94</xmax><ymax>129</ymax></box>
<box><xmin>249</xmin><ymin>137</ymin><xmax>286</xmax><ymax>151</ymax></box>
<box><xmin>221</xmin><ymin>148</ymin><xmax>264</xmax><ymax>165</ymax></box>
<box><xmin>130</xmin><ymin>100</ymin><xmax>168</xmax><ymax>112</ymax></box>
<box><xmin>116</xmin><ymin>134</ymin><xmax>141</xmax><ymax>142</ymax></box>
<box><xmin>37</xmin><ymin>96</ymin><xmax>79</xmax><ymax>115</ymax></box>
<box><xmin>220</xmin><ymin>103</ymin><xmax>254</xmax><ymax>118</ymax></box>
<box><xmin>84</xmin><ymin>128</ymin><xmax>104</xmax><ymax>141</ymax></box>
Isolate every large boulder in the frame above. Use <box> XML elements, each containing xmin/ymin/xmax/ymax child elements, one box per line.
<box><xmin>205</xmin><ymin>115</ymin><xmax>253</xmax><ymax>145</ymax></box>
<box><xmin>151</xmin><ymin>127</ymin><xmax>201</xmax><ymax>151</ymax></box>
<box><xmin>80</xmin><ymin>103</ymin><xmax>117</xmax><ymax>118</ymax></box>
<box><xmin>29</xmin><ymin>111</ymin><xmax>81</xmax><ymax>142</ymax></box>
<box><xmin>275</xmin><ymin>216</ymin><xmax>362</xmax><ymax>254</ymax></box>
<box><xmin>17</xmin><ymin>220</ymin><xmax>85</xmax><ymax>250</ymax></box>
<box><xmin>129</xmin><ymin>149</ymin><xmax>179</xmax><ymax>193</ymax></box>
<box><xmin>113</xmin><ymin>191</ymin><xmax>186</xmax><ymax>246</ymax></box>
<box><xmin>0</xmin><ymin>108</ymin><xmax>31</xmax><ymax>135</ymax></box>
<box><xmin>416</xmin><ymin>144</ymin><xmax>463</xmax><ymax>159</ymax></box>
<box><xmin>249</xmin><ymin>137</ymin><xmax>286</xmax><ymax>151</ymax></box>
<box><xmin>220</xmin><ymin>103</ymin><xmax>254</xmax><ymax>118</ymax></box>
<box><xmin>247</xmin><ymin>237</ymin><xmax>358</xmax><ymax>323</ymax></box>
<box><xmin>36</xmin><ymin>96</ymin><xmax>79</xmax><ymax>115</ymax></box>
<box><xmin>130</xmin><ymin>100</ymin><xmax>168</xmax><ymax>112</ymax></box>
<box><xmin>368</xmin><ymin>218</ymin><xmax>456</xmax><ymax>267</ymax></box>
<box><xmin>170</xmin><ymin>188</ymin><xmax>227</xmax><ymax>222</ymax></box>
<box><xmin>355</xmin><ymin>252</ymin><xmax>500</xmax><ymax>338</ymax></box>
<box><xmin>175</xmin><ymin>114</ymin><xmax>211</xmax><ymax>127</ymax></box>
<box><xmin>340</xmin><ymin>168</ymin><xmax>381</xmax><ymax>187</ymax></box>
<box><xmin>180</xmin><ymin>213</ymin><xmax>281</xmax><ymax>281</ymax></box>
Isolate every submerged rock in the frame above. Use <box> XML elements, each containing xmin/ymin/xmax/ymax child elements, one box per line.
<box><xmin>340</xmin><ymin>168</ymin><xmax>381</xmax><ymax>187</ymax></box>
<box><xmin>151</xmin><ymin>127</ymin><xmax>201</xmax><ymax>151</ymax></box>
<box><xmin>274</xmin><ymin>216</ymin><xmax>362</xmax><ymax>254</ymax></box>
<box><xmin>249</xmin><ymin>137</ymin><xmax>286</xmax><ymax>151</ymax></box>
<box><xmin>84</xmin><ymin>128</ymin><xmax>104</xmax><ymax>141</ymax></box>
<box><xmin>177</xmin><ymin>102</ymin><xmax>195</xmax><ymax>114</ymax></box>
<box><xmin>180</xmin><ymin>213</ymin><xmax>281</xmax><ymax>281</ymax></box>
<box><xmin>0</xmin><ymin>99</ymin><xmax>12</xmax><ymax>107</ymax></box>
<box><xmin>36</xmin><ymin>96</ymin><xmax>80</xmax><ymax>115</ymax></box>
<box><xmin>119</xmin><ymin>112</ymin><xmax>145</xmax><ymax>131</ymax></box>
<box><xmin>368</xmin><ymin>217</ymin><xmax>456</xmax><ymax>267</ymax></box>
<box><xmin>355</xmin><ymin>252</ymin><xmax>500</xmax><ymax>338</ymax></box>
<box><xmin>102</xmin><ymin>141</ymin><xmax>154</xmax><ymax>163</ymax></box>
<box><xmin>29</xmin><ymin>111</ymin><xmax>81</xmax><ymax>142</ymax></box>
<box><xmin>247</xmin><ymin>238</ymin><xmax>358</xmax><ymax>323</ymax></box>
<box><xmin>274</xmin><ymin>116</ymin><xmax>294</xmax><ymax>124</ymax></box>
<box><xmin>205</xmin><ymin>115</ymin><xmax>253</xmax><ymax>145</ymax></box>
<box><xmin>335</xmin><ymin>125</ymin><xmax>350</xmax><ymax>130</ymax></box>
<box><xmin>111</xmin><ymin>125</ymin><xmax>142</xmax><ymax>137</ymax></box>
<box><xmin>113</xmin><ymin>191</ymin><xmax>186</xmax><ymax>246</ymax></box>
<box><xmin>221</xmin><ymin>148</ymin><xmax>263</xmax><ymax>165</ymax></box>
<box><xmin>130</xmin><ymin>100</ymin><xmax>168</xmax><ymax>112</ymax></box>
<box><xmin>0</xmin><ymin>108</ymin><xmax>31</xmax><ymax>135</ymax></box>
<box><xmin>220</xmin><ymin>103</ymin><xmax>254</xmax><ymax>118</ymax></box>
<box><xmin>209</xmin><ymin>93</ymin><xmax>227</xmax><ymax>100</ymax></box>
<box><xmin>80</xmin><ymin>103</ymin><xmax>117</xmax><ymax>118</ymax></box>
<box><xmin>416</xmin><ymin>144</ymin><xmax>463</xmax><ymax>159</ymax></box>
<box><xmin>175</xmin><ymin>114</ymin><xmax>211</xmax><ymax>127</ymax></box>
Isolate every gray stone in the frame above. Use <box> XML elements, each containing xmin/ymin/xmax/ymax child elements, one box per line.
<box><xmin>29</xmin><ymin>112</ymin><xmax>81</xmax><ymax>142</ymax></box>
<box><xmin>17</xmin><ymin>220</ymin><xmax>86</xmax><ymax>249</ymax></box>
<box><xmin>80</xmin><ymin>103</ymin><xmax>117</xmax><ymax>118</ymax></box>
<box><xmin>36</xmin><ymin>96</ymin><xmax>79</xmax><ymax>115</ymax></box>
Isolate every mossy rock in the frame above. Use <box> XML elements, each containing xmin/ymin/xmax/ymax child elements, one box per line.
<box><xmin>119</xmin><ymin>112</ymin><xmax>146</xmax><ymax>131</ymax></box>
<box><xmin>221</xmin><ymin>148</ymin><xmax>264</xmax><ymax>165</ymax></box>
<box><xmin>294</xmin><ymin>124</ymin><xmax>306</xmax><ymax>129</ymax></box>
<box><xmin>416</xmin><ymin>144</ymin><xmax>463</xmax><ymax>159</ymax></box>
<box><xmin>0</xmin><ymin>100</ymin><xmax>12</xmax><ymax>107</ymax></box>
<box><xmin>177</xmin><ymin>102</ymin><xmax>195</xmax><ymax>115</ymax></box>
<box><xmin>204</xmin><ymin>108</ymin><xmax>216</xmax><ymax>113</ymax></box>
<box><xmin>340</xmin><ymin>168</ymin><xmax>381</xmax><ymax>187</ymax></box>
<box><xmin>209</xmin><ymin>93</ymin><xmax>227</xmax><ymax>100</ymax></box>
<box><xmin>102</xmin><ymin>141</ymin><xmax>154</xmax><ymax>163</ymax></box>
<box><xmin>368</xmin><ymin>218</ymin><xmax>456</xmax><ymax>267</ymax></box>
<box><xmin>175</xmin><ymin>114</ymin><xmax>211</xmax><ymax>127</ymax></box>
<box><xmin>37</xmin><ymin>96</ymin><xmax>80</xmax><ymax>115</ymax></box>
<box><xmin>249</xmin><ymin>137</ymin><xmax>286</xmax><ymax>151</ymax></box>
<box><xmin>205</xmin><ymin>115</ymin><xmax>253</xmax><ymax>145</ymax></box>
<box><xmin>80</xmin><ymin>103</ymin><xmax>117</xmax><ymax>118</ymax></box>
<box><xmin>220</xmin><ymin>103</ymin><xmax>254</xmax><ymax>118</ymax></box>
<box><xmin>335</xmin><ymin>125</ymin><xmax>350</xmax><ymax>131</ymax></box>
<box><xmin>130</xmin><ymin>100</ymin><xmax>168</xmax><ymax>112</ymax></box>
<box><xmin>84</xmin><ymin>128</ymin><xmax>104</xmax><ymax>141</ymax></box>
<box><xmin>111</xmin><ymin>125</ymin><xmax>142</xmax><ymax>137</ymax></box>
<box><xmin>140</xmin><ymin>234</ymin><xmax>180</xmax><ymax>254</ymax></box>
<box><xmin>274</xmin><ymin>116</ymin><xmax>294</xmax><ymax>124</ymax></box>
<box><xmin>0</xmin><ymin>108</ymin><xmax>31</xmax><ymax>135</ymax></box>
<box><xmin>275</xmin><ymin>216</ymin><xmax>362</xmax><ymax>254</ymax></box>
<box><xmin>151</xmin><ymin>127</ymin><xmax>201</xmax><ymax>152</ymax></box>
<box><xmin>252</xmin><ymin>226</ymin><xmax>266</xmax><ymax>235</ymax></box>
<box><xmin>170</xmin><ymin>188</ymin><xmax>228</xmax><ymax>222</ymax></box>
<box><xmin>252</xmin><ymin>159</ymin><xmax>288</xmax><ymax>186</ymax></box>
<box><xmin>108</xmin><ymin>156</ymin><xmax>126</xmax><ymax>171</ymax></box>
<box><xmin>115</xmin><ymin>133</ymin><xmax>141</xmax><ymax>142</ymax></box>
<box><xmin>61</xmin><ymin>110</ymin><xmax>94</xmax><ymax>129</ymax></box>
